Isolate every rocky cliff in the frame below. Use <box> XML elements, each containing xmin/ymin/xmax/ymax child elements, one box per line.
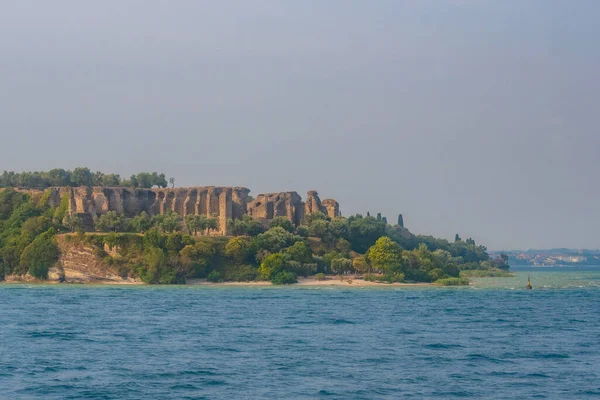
<box><xmin>38</xmin><ymin>186</ymin><xmax>340</xmax><ymax>235</ymax></box>
<box><xmin>3</xmin><ymin>235</ymin><xmax>141</xmax><ymax>284</ymax></box>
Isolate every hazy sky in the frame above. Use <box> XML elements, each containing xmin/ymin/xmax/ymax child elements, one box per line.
<box><xmin>1</xmin><ymin>1</ymin><xmax>598</xmax><ymax>250</ymax></box>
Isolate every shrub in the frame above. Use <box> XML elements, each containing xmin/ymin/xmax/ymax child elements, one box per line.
<box><xmin>364</xmin><ymin>273</ymin><xmax>377</xmax><ymax>282</ymax></box>
<box><xmin>271</xmin><ymin>271</ymin><xmax>297</xmax><ymax>285</ymax></box>
<box><xmin>315</xmin><ymin>273</ymin><xmax>327</xmax><ymax>281</ymax></box>
<box><xmin>435</xmin><ymin>277</ymin><xmax>469</xmax><ymax>286</ymax></box>
<box><xmin>379</xmin><ymin>273</ymin><xmax>405</xmax><ymax>283</ymax></box>
<box><xmin>222</xmin><ymin>264</ymin><xmax>257</xmax><ymax>282</ymax></box>
<box><xmin>93</xmin><ymin>246</ymin><xmax>108</xmax><ymax>258</ymax></box>
<box><xmin>207</xmin><ymin>270</ymin><xmax>222</xmax><ymax>283</ymax></box>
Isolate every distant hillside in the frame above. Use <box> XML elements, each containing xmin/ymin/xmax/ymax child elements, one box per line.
<box><xmin>491</xmin><ymin>249</ymin><xmax>600</xmax><ymax>266</ymax></box>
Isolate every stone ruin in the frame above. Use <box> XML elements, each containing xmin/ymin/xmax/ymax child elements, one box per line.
<box><xmin>42</xmin><ymin>186</ymin><xmax>340</xmax><ymax>235</ymax></box>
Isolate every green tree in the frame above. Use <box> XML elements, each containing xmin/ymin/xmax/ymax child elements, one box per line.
<box><xmin>302</xmin><ymin>211</ymin><xmax>328</xmax><ymax>226</ymax></box>
<box><xmin>366</xmin><ymin>236</ymin><xmax>403</xmax><ymax>274</ymax></box>
<box><xmin>169</xmin><ymin>177</ymin><xmax>175</xmax><ymax>188</ymax></box>
<box><xmin>335</xmin><ymin>238</ymin><xmax>352</xmax><ymax>256</ymax></box>
<box><xmin>94</xmin><ymin>211</ymin><xmax>123</xmax><ymax>232</ymax></box>
<box><xmin>0</xmin><ymin>189</ymin><xmax>28</xmax><ymax>220</ymax></box>
<box><xmin>185</xmin><ymin>214</ymin><xmax>203</xmax><ymax>235</ymax></box>
<box><xmin>330</xmin><ymin>257</ymin><xmax>353</xmax><ymax>274</ymax></box>
<box><xmin>70</xmin><ymin>167</ymin><xmax>93</xmax><ymax>187</ymax></box>
<box><xmin>179</xmin><ymin>241</ymin><xmax>216</xmax><ymax>276</ymax></box>
<box><xmin>352</xmin><ymin>255</ymin><xmax>370</xmax><ymax>274</ymax></box>
<box><xmin>398</xmin><ymin>214</ymin><xmax>404</xmax><ymax>227</ymax></box>
<box><xmin>269</xmin><ymin>216</ymin><xmax>294</xmax><ymax>233</ymax></box>
<box><xmin>154</xmin><ymin>211</ymin><xmax>182</xmax><ymax>233</ymax></box>
<box><xmin>136</xmin><ymin>173</ymin><xmax>152</xmax><ymax>188</ymax></box>
<box><xmin>131</xmin><ymin>212</ymin><xmax>153</xmax><ymax>232</ymax></box>
<box><xmin>284</xmin><ymin>241</ymin><xmax>313</xmax><ymax>264</ymax></box>
<box><xmin>258</xmin><ymin>253</ymin><xmax>284</xmax><ymax>280</ymax></box>
<box><xmin>228</xmin><ymin>215</ymin><xmax>264</xmax><ymax>236</ymax></box>
<box><xmin>205</xmin><ymin>217</ymin><xmax>219</xmax><ymax>234</ymax></box>
<box><xmin>348</xmin><ymin>214</ymin><xmax>387</xmax><ymax>253</ymax></box>
<box><xmin>152</xmin><ymin>173</ymin><xmax>168</xmax><ymax>188</ymax></box>
<box><xmin>308</xmin><ymin>220</ymin><xmax>335</xmax><ymax>244</ymax></box>
<box><xmin>256</xmin><ymin>227</ymin><xmax>301</xmax><ymax>253</ymax></box>
<box><xmin>62</xmin><ymin>214</ymin><xmax>83</xmax><ymax>233</ymax></box>
<box><xmin>138</xmin><ymin>247</ymin><xmax>180</xmax><ymax>283</ymax></box>
<box><xmin>225</xmin><ymin>237</ymin><xmax>253</xmax><ymax>264</ymax></box>
<box><xmin>330</xmin><ymin>217</ymin><xmax>350</xmax><ymax>240</ymax></box>
<box><xmin>295</xmin><ymin>225</ymin><xmax>309</xmax><ymax>237</ymax></box>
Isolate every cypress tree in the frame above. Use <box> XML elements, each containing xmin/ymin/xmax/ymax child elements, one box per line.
<box><xmin>397</xmin><ymin>214</ymin><xmax>404</xmax><ymax>227</ymax></box>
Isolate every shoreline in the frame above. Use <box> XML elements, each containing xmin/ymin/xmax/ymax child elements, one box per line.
<box><xmin>183</xmin><ymin>277</ymin><xmax>432</xmax><ymax>287</ymax></box>
<box><xmin>1</xmin><ymin>276</ymin><xmax>434</xmax><ymax>287</ymax></box>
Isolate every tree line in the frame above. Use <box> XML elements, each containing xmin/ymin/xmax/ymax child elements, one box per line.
<box><xmin>0</xmin><ymin>168</ymin><xmax>174</xmax><ymax>189</ymax></box>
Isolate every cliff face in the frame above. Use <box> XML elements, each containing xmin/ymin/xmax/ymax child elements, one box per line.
<box><xmin>41</xmin><ymin>186</ymin><xmax>340</xmax><ymax>234</ymax></box>
<box><xmin>3</xmin><ymin>236</ymin><xmax>141</xmax><ymax>284</ymax></box>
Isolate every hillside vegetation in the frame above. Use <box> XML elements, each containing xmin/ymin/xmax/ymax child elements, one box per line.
<box><xmin>0</xmin><ymin>187</ymin><xmax>509</xmax><ymax>284</ymax></box>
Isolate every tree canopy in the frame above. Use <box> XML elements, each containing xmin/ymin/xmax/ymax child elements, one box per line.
<box><xmin>1</xmin><ymin>169</ymin><xmax>170</xmax><ymax>189</ymax></box>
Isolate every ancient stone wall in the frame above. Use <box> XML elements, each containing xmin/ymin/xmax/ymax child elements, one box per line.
<box><xmin>322</xmin><ymin>199</ymin><xmax>340</xmax><ymax>219</ymax></box>
<box><xmin>28</xmin><ymin>186</ymin><xmax>338</xmax><ymax>235</ymax></box>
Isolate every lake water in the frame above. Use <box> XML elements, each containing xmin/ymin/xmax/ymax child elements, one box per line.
<box><xmin>1</xmin><ymin>267</ymin><xmax>599</xmax><ymax>399</ymax></box>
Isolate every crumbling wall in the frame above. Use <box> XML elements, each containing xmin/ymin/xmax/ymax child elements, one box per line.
<box><xmin>32</xmin><ymin>186</ymin><xmax>339</xmax><ymax>235</ymax></box>
<box><xmin>322</xmin><ymin>199</ymin><xmax>340</xmax><ymax>219</ymax></box>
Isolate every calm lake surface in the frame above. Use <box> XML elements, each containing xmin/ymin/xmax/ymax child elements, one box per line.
<box><xmin>1</xmin><ymin>267</ymin><xmax>599</xmax><ymax>399</ymax></box>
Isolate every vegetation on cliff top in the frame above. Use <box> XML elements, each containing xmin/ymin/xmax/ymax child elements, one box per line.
<box><xmin>0</xmin><ymin>187</ymin><xmax>510</xmax><ymax>284</ymax></box>
<box><xmin>1</xmin><ymin>168</ymin><xmax>171</xmax><ymax>189</ymax></box>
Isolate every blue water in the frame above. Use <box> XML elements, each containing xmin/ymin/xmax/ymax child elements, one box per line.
<box><xmin>1</xmin><ymin>268</ymin><xmax>600</xmax><ymax>399</ymax></box>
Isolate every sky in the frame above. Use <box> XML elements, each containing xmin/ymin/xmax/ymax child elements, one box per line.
<box><xmin>1</xmin><ymin>1</ymin><xmax>599</xmax><ymax>250</ymax></box>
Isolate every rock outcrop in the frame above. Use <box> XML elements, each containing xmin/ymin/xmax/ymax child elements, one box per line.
<box><xmin>3</xmin><ymin>236</ymin><xmax>142</xmax><ymax>284</ymax></box>
<box><xmin>37</xmin><ymin>186</ymin><xmax>340</xmax><ymax>235</ymax></box>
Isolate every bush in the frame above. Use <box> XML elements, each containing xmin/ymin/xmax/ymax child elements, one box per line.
<box><xmin>19</xmin><ymin>228</ymin><xmax>59</xmax><ymax>279</ymax></box>
<box><xmin>222</xmin><ymin>264</ymin><xmax>257</xmax><ymax>282</ymax></box>
<box><xmin>315</xmin><ymin>273</ymin><xmax>327</xmax><ymax>281</ymax></box>
<box><xmin>363</xmin><ymin>273</ymin><xmax>377</xmax><ymax>282</ymax></box>
<box><xmin>435</xmin><ymin>277</ymin><xmax>469</xmax><ymax>286</ymax></box>
<box><xmin>271</xmin><ymin>271</ymin><xmax>297</xmax><ymax>285</ymax></box>
<box><xmin>207</xmin><ymin>270</ymin><xmax>222</xmax><ymax>282</ymax></box>
<box><xmin>380</xmin><ymin>273</ymin><xmax>405</xmax><ymax>283</ymax></box>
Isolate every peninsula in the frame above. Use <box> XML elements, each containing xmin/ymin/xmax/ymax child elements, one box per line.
<box><xmin>0</xmin><ymin>169</ymin><xmax>509</xmax><ymax>285</ymax></box>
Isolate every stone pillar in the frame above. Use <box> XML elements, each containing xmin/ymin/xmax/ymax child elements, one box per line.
<box><xmin>219</xmin><ymin>189</ymin><xmax>232</xmax><ymax>235</ymax></box>
<box><xmin>183</xmin><ymin>189</ymin><xmax>197</xmax><ymax>217</ymax></box>
<box><xmin>196</xmin><ymin>189</ymin><xmax>207</xmax><ymax>215</ymax></box>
